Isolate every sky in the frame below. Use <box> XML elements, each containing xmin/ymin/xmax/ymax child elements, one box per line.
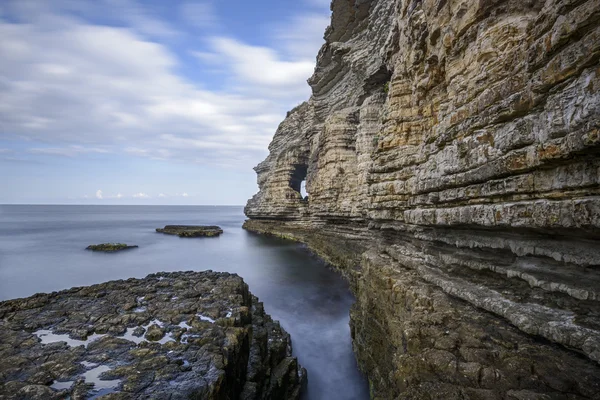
<box><xmin>0</xmin><ymin>0</ymin><xmax>331</xmax><ymax>205</ymax></box>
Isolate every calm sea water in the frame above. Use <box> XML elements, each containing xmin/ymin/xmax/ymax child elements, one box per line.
<box><xmin>0</xmin><ymin>205</ymin><xmax>369</xmax><ymax>400</ymax></box>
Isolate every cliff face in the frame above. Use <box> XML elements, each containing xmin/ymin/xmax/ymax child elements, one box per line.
<box><xmin>245</xmin><ymin>0</ymin><xmax>600</xmax><ymax>398</ymax></box>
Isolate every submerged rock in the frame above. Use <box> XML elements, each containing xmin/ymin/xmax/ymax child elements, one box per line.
<box><xmin>156</xmin><ymin>225</ymin><xmax>223</xmax><ymax>237</ymax></box>
<box><xmin>0</xmin><ymin>271</ymin><xmax>306</xmax><ymax>399</ymax></box>
<box><xmin>85</xmin><ymin>243</ymin><xmax>138</xmax><ymax>252</ymax></box>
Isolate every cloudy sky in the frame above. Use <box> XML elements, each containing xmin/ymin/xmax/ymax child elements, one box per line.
<box><xmin>0</xmin><ymin>0</ymin><xmax>330</xmax><ymax>205</ymax></box>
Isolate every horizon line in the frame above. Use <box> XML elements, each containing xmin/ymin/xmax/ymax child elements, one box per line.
<box><xmin>0</xmin><ymin>203</ymin><xmax>245</xmax><ymax>207</ymax></box>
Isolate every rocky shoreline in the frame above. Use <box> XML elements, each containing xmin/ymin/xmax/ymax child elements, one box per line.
<box><xmin>243</xmin><ymin>0</ymin><xmax>600</xmax><ymax>397</ymax></box>
<box><xmin>0</xmin><ymin>271</ymin><xmax>305</xmax><ymax>399</ymax></box>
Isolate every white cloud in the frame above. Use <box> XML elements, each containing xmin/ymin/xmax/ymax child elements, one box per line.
<box><xmin>0</xmin><ymin>0</ymin><xmax>328</xmax><ymax>170</ymax></box>
<box><xmin>27</xmin><ymin>145</ymin><xmax>110</xmax><ymax>157</ymax></box>
<box><xmin>273</xmin><ymin>13</ymin><xmax>329</xmax><ymax>60</ymax></box>
<box><xmin>95</xmin><ymin>191</ymin><xmax>123</xmax><ymax>199</ymax></box>
<box><xmin>132</xmin><ymin>192</ymin><xmax>149</xmax><ymax>198</ymax></box>
<box><xmin>3</xmin><ymin>0</ymin><xmax>179</xmax><ymax>38</ymax></box>
<box><xmin>156</xmin><ymin>192</ymin><xmax>191</xmax><ymax>198</ymax></box>
<box><xmin>210</xmin><ymin>38</ymin><xmax>315</xmax><ymax>88</ymax></box>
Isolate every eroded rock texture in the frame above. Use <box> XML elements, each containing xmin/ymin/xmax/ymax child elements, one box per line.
<box><xmin>245</xmin><ymin>0</ymin><xmax>600</xmax><ymax>398</ymax></box>
<box><xmin>0</xmin><ymin>271</ymin><xmax>305</xmax><ymax>399</ymax></box>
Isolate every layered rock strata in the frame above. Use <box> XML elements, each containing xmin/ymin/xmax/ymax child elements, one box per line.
<box><xmin>0</xmin><ymin>271</ymin><xmax>305</xmax><ymax>399</ymax></box>
<box><xmin>245</xmin><ymin>0</ymin><xmax>600</xmax><ymax>398</ymax></box>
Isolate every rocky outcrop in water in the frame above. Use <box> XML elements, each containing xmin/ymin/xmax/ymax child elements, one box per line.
<box><xmin>245</xmin><ymin>0</ymin><xmax>600</xmax><ymax>397</ymax></box>
<box><xmin>0</xmin><ymin>271</ymin><xmax>305</xmax><ymax>399</ymax></box>
<box><xmin>86</xmin><ymin>243</ymin><xmax>138</xmax><ymax>252</ymax></box>
<box><xmin>156</xmin><ymin>225</ymin><xmax>224</xmax><ymax>237</ymax></box>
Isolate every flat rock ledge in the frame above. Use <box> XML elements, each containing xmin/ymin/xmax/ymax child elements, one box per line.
<box><xmin>0</xmin><ymin>271</ymin><xmax>306</xmax><ymax>399</ymax></box>
<box><xmin>86</xmin><ymin>243</ymin><xmax>138</xmax><ymax>252</ymax></box>
<box><xmin>156</xmin><ymin>225</ymin><xmax>224</xmax><ymax>238</ymax></box>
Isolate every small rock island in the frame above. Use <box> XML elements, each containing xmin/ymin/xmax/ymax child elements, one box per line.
<box><xmin>86</xmin><ymin>243</ymin><xmax>138</xmax><ymax>252</ymax></box>
<box><xmin>0</xmin><ymin>271</ymin><xmax>305</xmax><ymax>399</ymax></box>
<box><xmin>156</xmin><ymin>225</ymin><xmax>223</xmax><ymax>238</ymax></box>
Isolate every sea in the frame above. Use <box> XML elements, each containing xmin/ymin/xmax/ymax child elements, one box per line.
<box><xmin>0</xmin><ymin>205</ymin><xmax>370</xmax><ymax>400</ymax></box>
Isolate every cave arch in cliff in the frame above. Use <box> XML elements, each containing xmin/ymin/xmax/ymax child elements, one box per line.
<box><xmin>290</xmin><ymin>164</ymin><xmax>308</xmax><ymax>200</ymax></box>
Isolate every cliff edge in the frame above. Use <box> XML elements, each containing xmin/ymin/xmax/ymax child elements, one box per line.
<box><xmin>245</xmin><ymin>0</ymin><xmax>600</xmax><ymax>398</ymax></box>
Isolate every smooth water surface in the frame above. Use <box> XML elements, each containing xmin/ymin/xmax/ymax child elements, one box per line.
<box><xmin>0</xmin><ymin>205</ymin><xmax>369</xmax><ymax>400</ymax></box>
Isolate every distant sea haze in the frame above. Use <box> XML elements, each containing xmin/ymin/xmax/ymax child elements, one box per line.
<box><xmin>0</xmin><ymin>204</ymin><xmax>369</xmax><ymax>400</ymax></box>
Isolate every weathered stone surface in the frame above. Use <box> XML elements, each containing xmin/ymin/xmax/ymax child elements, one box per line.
<box><xmin>0</xmin><ymin>271</ymin><xmax>305</xmax><ymax>399</ymax></box>
<box><xmin>245</xmin><ymin>0</ymin><xmax>600</xmax><ymax>397</ymax></box>
<box><xmin>156</xmin><ymin>225</ymin><xmax>224</xmax><ymax>237</ymax></box>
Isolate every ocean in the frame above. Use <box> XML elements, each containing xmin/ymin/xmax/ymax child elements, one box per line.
<box><xmin>0</xmin><ymin>204</ymin><xmax>369</xmax><ymax>399</ymax></box>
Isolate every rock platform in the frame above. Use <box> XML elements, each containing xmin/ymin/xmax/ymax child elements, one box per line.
<box><xmin>0</xmin><ymin>271</ymin><xmax>305</xmax><ymax>399</ymax></box>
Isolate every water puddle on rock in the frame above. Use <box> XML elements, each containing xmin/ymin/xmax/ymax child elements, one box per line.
<box><xmin>197</xmin><ymin>314</ymin><xmax>215</xmax><ymax>323</ymax></box>
<box><xmin>120</xmin><ymin>318</ymin><xmax>175</xmax><ymax>345</ymax></box>
<box><xmin>84</xmin><ymin>365</ymin><xmax>121</xmax><ymax>391</ymax></box>
<box><xmin>178</xmin><ymin>321</ymin><xmax>192</xmax><ymax>329</ymax></box>
<box><xmin>50</xmin><ymin>362</ymin><xmax>120</xmax><ymax>396</ymax></box>
<box><xmin>81</xmin><ymin>361</ymin><xmax>98</xmax><ymax>368</ymax></box>
<box><xmin>50</xmin><ymin>380</ymin><xmax>74</xmax><ymax>390</ymax></box>
<box><xmin>33</xmin><ymin>330</ymin><xmax>105</xmax><ymax>347</ymax></box>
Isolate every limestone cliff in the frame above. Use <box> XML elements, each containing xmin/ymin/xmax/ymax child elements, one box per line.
<box><xmin>245</xmin><ymin>0</ymin><xmax>600</xmax><ymax>398</ymax></box>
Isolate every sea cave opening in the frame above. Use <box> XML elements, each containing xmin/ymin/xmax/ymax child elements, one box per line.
<box><xmin>290</xmin><ymin>164</ymin><xmax>308</xmax><ymax>200</ymax></box>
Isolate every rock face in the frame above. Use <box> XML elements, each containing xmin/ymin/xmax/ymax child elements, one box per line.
<box><xmin>0</xmin><ymin>271</ymin><xmax>305</xmax><ymax>399</ymax></box>
<box><xmin>245</xmin><ymin>0</ymin><xmax>600</xmax><ymax>398</ymax></box>
<box><xmin>156</xmin><ymin>225</ymin><xmax>224</xmax><ymax>237</ymax></box>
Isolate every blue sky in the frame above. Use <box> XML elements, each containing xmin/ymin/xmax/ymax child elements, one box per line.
<box><xmin>0</xmin><ymin>0</ymin><xmax>330</xmax><ymax>205</ymax></box>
